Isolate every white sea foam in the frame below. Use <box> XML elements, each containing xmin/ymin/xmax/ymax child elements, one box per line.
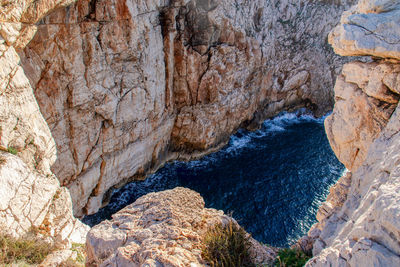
<box><xmin>222</xmin><ymin>110</ymin><xmax>325</xmax><ymax>156</ymax></box>
<box><xmin>226</xmin><ymin>134</ymin><xmax>252</xmax><ymax>153</ymax></box>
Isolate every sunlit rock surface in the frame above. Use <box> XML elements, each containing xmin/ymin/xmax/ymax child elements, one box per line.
<box><xmin>0</xmin><ymin>0</ymin><xmax>88</xmax><ymax>250</ymax></box>
<box><xmin>309</xmin><ymin>101</ymin><xmax>400</xmax><ymax>267</ymax></box>
<box><xmin>325</xmin><ymin>61</ymin><xmax>399</xmax><ymax>171</ymax></box>
<box><xmin>309</xmin><ymin>0</ymin><xmax>400</xmax><ymax>265</ymax></box>
<box><xmin>86</xmin><ymin>187</ymin><xmax>276</xmax><ymax>266</ymax></box>
<box><xmin>329</xmin><ymin>0</ymin><xmax>400</xmax><ymax>60</ymax></box>
<box><xmin>20</xmin><ymin>0</ymin><xmax>356</xmax><ymax>216</ymax></box>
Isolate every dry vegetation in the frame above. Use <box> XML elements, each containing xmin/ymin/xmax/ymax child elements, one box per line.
<box><xmin>201</xmin><ymin>220</ymin><xmax>255</xmax><ymax>267</ymax></box>
<box><xmin>0</xmin><ymin>234</ymin><xmax>54</xmax><ymax>265</ymax></box>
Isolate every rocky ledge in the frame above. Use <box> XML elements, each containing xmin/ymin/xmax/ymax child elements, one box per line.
<box><xmin>86</xmin><ymin>187</ymin><xmax>276</xmax><ymax>266</ymax></box>
<box><xmin>306</xmin><ymin>0</ymin><xmax>400</xmax><ymax>265</ymax></box>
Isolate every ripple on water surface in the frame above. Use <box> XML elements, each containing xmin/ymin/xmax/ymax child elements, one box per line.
<box><xmin>83</xmin><ymin>110</ymin><xmax>345</xmax><ymax>247</ymax></box>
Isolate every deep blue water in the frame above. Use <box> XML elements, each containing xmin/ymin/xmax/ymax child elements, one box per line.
<box><xmin>83</xmin><ymin>111</ymin><xmax>345</xmax><ymax>247</ymax></box>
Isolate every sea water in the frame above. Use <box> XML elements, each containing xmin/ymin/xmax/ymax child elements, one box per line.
<box><xmin>84</xmin><ymin>111</ymin><xmax>345</xmax><ymax>247</ymax></box>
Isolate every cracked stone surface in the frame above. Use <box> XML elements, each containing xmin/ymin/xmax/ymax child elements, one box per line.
<box><xmin>329</xmin><ymin>0</ymin><xmax>400</xmax><ymax>60</ymax></box>
<box><xmin>20</xmin><ymin>0</ymin><xmax>356</xmax><ymax>216</ymax></box>
<box><xmin>86</xmin><ymin>187</ymin><xmax>276</xmax><ymax>266</ymax></box>
<box><xmin>325</xmin><ymin>61</ymin><xmax>399</xmax><ymax>171</ymax></box>
<box><xmin>0</xmin><ymin>0</ymin><xmax>88</xmax><ymax>248</ymax></box>
<box><xmin>307</xmin><ymin>0</ymin><xmax>400</xmax><ymax>265</ymax></box>
<box><xmin>308</xmin><ymin>101</ymin><xmax>400</xmax><ymax>267</ymax></box>
<box><xmin>0</xmin><ymin>151</ymin><xmax>88</xmax><ymax>245</ymax></box>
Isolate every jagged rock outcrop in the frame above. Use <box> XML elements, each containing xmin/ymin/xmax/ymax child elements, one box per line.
<box><xmin>329</xmin><ymin>0</ymin><xmax>400</xmax><ymax>60</ymax></box>
<box><xmin>0</xmin><ymin>0</ymin><xmax>88</xmax><ymax>248</ymax></box>
<box><xmin>308</xmin><ymin>0</ymin><xmax>400</xmax><ymax>265</ymax></box>
<box><xmin>325</xmin><ymin>61</ymin><xmax>399</xmax><ymax>170</ymax></box>
<box><xmin>309</xmin><ymin>101</ymin><xmax>400</xmax><ymax>267</ymax></box>
<box><xmin>326</xmin><ymin>0</ymin><xmax>400</xmax><ymax>171</ymax></box>
<box><xmin>86</xmin><ymin>187</ymin><xmax>276</xmax><ymax>266</ymax></box>
<box><xmin>19</xmin><ymin>0</ymin><xmax>356</xmax><ymax>216</ymax></box>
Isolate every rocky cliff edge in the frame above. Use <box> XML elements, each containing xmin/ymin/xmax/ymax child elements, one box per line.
<box><xmin>308</xmin><ymin>0</ymin><xmax>400</xmax><ymax>265</ymax></box>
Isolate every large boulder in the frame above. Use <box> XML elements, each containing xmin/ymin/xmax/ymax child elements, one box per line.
<box><xmin>86</xmin><ymin>187</ymin><xmax>276</xmax><ymax>266</ymax></box>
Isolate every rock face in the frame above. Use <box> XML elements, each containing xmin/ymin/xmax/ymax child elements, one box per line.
<box><xmin>308</xmin><ymin>0</ymin><xmax>400</xmax><ymax>265</ymax></box>
<box><xmin>309</xmin><ymin>103</ymin><xmax>400</xmax><ymax>267</ymax></box>
<box><xmin>0</xmin><ymin>151</ymin><xmax>87</xmax><ymax>245</ymax></box>
<box><xmin>329</xmin><ymin>0</ymin><xmax>400</xmax><ymax>59</ymax></box>
<box><xmin>20</xmin><ymin>0</ymin><xmax>177</xmax><ymax>217</ymax></box>
<box><xmin>86</xmin><ymin>187</ymin><xmax>276</xmax><ymax>266</ymax></box>
<box><xmin>19</xmin><ymin>0</ymin><xmax>356</xmax><ymax>216</ymax></box>
<box><xmin>0</xmin><ymin>0</ymin><xmax>88</xmax><ymax>246</ymax></box>
<box><xmin>325</xmin><ymin>61</ymin><xmax>399</xmax><ymax>170</ymax></box>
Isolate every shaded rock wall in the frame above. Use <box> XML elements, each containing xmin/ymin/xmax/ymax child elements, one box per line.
<box><xmin>20</xmin><ymin>0</ymin><xmax>356</xmax><ymax>217</ymax></box>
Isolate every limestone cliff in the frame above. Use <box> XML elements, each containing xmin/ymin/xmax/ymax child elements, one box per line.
<box><xmin>17</xmin><ymin>0</ymin><xmax>355</xmax><ymax>217</ymax></box>
<box><xmin>0</xmin><ymin>0</ymin><xmax>88</xmax><ymax>248</ymax></box>
<box><xmin>5</xmin><ymin>0</ymin><xmax>393</xmax><ymax>266</ymax></box>
<box><xmin>308</xmin><ymin>0</ymin><xmax>400</xmax><ymax>265</ymax></box>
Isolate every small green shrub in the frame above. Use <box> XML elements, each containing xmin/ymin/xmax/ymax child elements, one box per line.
<box><xmin>0</xmin><ymin>234</ymin><xmax>54</xmax><ymax>264</ymax></box>
<box><xmin>201</xmin><ymin>220</ymin><xmax>255</xmax><ymax>267</ymax></box>
<box><xmin>71</xmin><ymin>243</ymin><xmax>86</xmax><ymax>265</ymax></box>
<box><xmin>56</xmin><ymin>243</ymin><xmax>86</xmax><ymax>267</ymax></box>
<box><xmin>7</xmin><ymin>147</ymin><xmax>17</xmax><ymax>155</ymax></box>
<box><xmin>274</xmin><ymin>248</ymin><xmax>311</xmax><ymax>267</ymax></box>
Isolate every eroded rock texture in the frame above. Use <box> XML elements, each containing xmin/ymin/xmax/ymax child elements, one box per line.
<box><xmin>325</xmin><ymin>61</ymin><xmax>399</xmax><ymax>170</ymax></box>
<box><xmin>0</xmin><ymin>0</ymin><xmax>88</xmax><ymax>247</ymax></box>
<box><xmin>308</xmin><ymin>0</ymin><xmax>400</xmax><ymax>265</ymax></box>
<box><xmin>329</xmin><ymin>0</ymin><xmax>400</xmax><ymax>59</ymax></box>
<box><xmin>20</xmin><ymin>0</ymin><xmax>176</xmax><ymax>217</ymax></box>
<box><xmin>86</xmin><ymin>187</ymin><xmax>276</xmax><ymax>266</ymax></box>
<box><xmin>20</xmin><ymin>0</ymin><xmax>356</xmax><ymax>216</ymax></box>
<box><xmin>309</xmin><ymin>100</ymin><xmax>400</xmax><ymax>267</ymax></box>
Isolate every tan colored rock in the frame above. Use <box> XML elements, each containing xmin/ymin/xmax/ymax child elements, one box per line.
<box><xmin>39</xmin><ymin>249</ymin><xmax>74</xmax><ymax>267</ymax></box>
<box><xmin>168</xmin><ymin>0</ymin><xmax>355</xmax><ymax>152</ymax></box>
<box><xmin>325</xmin><ymin>61</ymin><xmax>399</xmax><ymax>171</ymax></box>
<box><xmin>20</xmin><ymin>0</ymin><xmax>178</xmax><ymax>217</ymax></box>
<box><xmin>0</xmin><ymin>0</ymin><xmax>76</xmax><ymax>23</ymax></box>
<box><xmin>308</xmin><ymin>104</ymin><xmax>400</xmax><ymax>267</ymax></box>
<box><xmin>20</xmin><ymin>0</ymin><xmax>355</xmax><ymax>216</ymax></box>
<box><xmin>0</xmin><ymin>151</ymin><xmax>88</xmax><ymax>245</ymax></box>
<box><xmin>329</xmin><ymin>0</ymin><xmax>400</xmax><ymax>60</ymax></box>
<box><xmin>86</xmin><ymin>187</ymin><xmax>276</xmax><ymax>266</ymax></box>
<box><xmin>0</xmin><ymin>0</ymin><xmax>87</xmax><ymax>252</ymax></box>
<box><xmin>310</xmin><ymin>0</ymin><xmax>400</xmax><ymax>265</ymax></box>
